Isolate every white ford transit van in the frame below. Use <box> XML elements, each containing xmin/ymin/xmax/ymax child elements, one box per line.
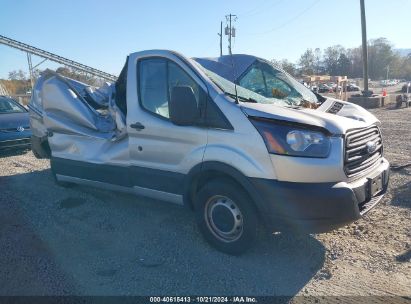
<box><xmin>29</xmin><ymin>50</ymin><xmax>390</xmax><ymax>254</ymax></box>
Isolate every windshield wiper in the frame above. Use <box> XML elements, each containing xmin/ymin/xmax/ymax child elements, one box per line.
<box><xmin>224</xmin><ymin>92</ymin><xmax>258</xmax><ymax>103</ymax></box>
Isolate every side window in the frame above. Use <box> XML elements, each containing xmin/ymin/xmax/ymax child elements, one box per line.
<box><xmin>168</xmin><ymin>62</ymin><xmax>200</xmax><ymax>105</ymax></box>
<box><xmin>138</xmin><ymin>58</ymin><xmax>202</xmax><ymax>119</ymax></box>
<box><xmin>238</xmin><ymin>65</ymin><xmax>266</xmax><ymax>96</ymax></box>
<box><xmin>139</xmin><ymin>59</ymin><xmax>168</xmax><ymax>117</ymax></box>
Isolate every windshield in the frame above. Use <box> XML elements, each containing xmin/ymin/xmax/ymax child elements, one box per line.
<box><xmin>194</xmin><ymin>62</ymin><xmax>289</xmax><ymax>106</ymax></box>
<box><xmin>0</xmin><ymin>97</ymin><xmax>26</xmax><ymax>114</ymax></box>
<box><xmin>195</xmin><ymin>58</ymin><xmax>319</xmax><ymax>107</ymax></box>
<box><xmin>238</xmin><ymin>60</ymin><xmax>319</xmax><ymax>106</ymax></box>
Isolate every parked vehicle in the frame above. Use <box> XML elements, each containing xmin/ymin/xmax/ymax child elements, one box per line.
<box><xmin>396</xmin><ymin>94</ymin><xmax>410</xmax><ymax>108</ymax></box>
<box><xmin>318</xmin><ymin>84</ymin><xmax>332</xmax><ymax>93</ymax></box>
<box><xmin>0</xmin><ymin>96</ymin><xmax>31</xmax><ymax>151</ymax></box>
<box><xmin>402</xmin><ymin>82</ymin><xmax>411</xmax><ymax>93</ymax></box>
<box><xmin>29</xmin><ymin>51</ymin><xmax>390</xmax><ymax>254</ymax></box>
<box><xmin>347</xmin><ymin>84</ymin><xmax>360</xmax><ymax>92</ymax></box>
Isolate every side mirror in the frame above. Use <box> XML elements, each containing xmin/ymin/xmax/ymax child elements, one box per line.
<box><xmin>169</xmin><ymin>86</ymin><xmax>199</xmax><ymax>126</ymax></box>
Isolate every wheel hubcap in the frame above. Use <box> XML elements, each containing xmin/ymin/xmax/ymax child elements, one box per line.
<box><xmin>205</xmin><ymin>195</ymin><xmax>243</xmax><ymax>242</ymax></box>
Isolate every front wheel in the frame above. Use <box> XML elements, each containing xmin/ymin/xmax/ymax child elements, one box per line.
<box><xmin>194</xmin><ymin>178</ymin><xmax>259</xmax><ymax>255</ymax></box>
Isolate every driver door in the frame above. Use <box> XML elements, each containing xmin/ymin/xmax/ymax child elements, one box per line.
<box><xmin>127</xmin><ymin>54</ymin><xmax>208</xmax><ymax>203</ymax></box>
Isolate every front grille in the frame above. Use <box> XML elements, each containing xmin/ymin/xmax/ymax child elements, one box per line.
<box><xmin>344</xmin><ymin>125</ymin><xmax>383</xmax><ymax>177</ymax></box>
<box><xmin>0</xmin><ymin>138</ymin><xmax>31</xmax><ymax>149</ymax></box>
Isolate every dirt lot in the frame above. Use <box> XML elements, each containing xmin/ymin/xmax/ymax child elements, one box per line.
<box><xmin>322</xmin><ymin>82</ymin><xmax>406</xmax><ymax>104</ymax></box>
<box><xmin>0</xmin><ymin>105</ymin><xmax>410</xmax><ymax>300</ymax></box>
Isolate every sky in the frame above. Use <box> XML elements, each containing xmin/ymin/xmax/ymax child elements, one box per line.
<box><xmin>1</xmin><ymin>0</ymin><xmax>410</xmax><ymax>79</ymax></box>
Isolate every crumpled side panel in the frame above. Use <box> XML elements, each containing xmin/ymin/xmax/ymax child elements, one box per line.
<box><xmin>29</xmin><ymin>70</ymin><xmax>129</xmax><ymax>164</ymax></box>
<box><xmin>49</xmin><ymin>132</ymin><xmax>129</xmax><ymax>165</ymax></box>
<box><xmin>41</xmin><ymin>76</ymin><xmax>115</xmax><ymax>134</ymax></box>
<box><xmin>84</xmin><ymin>82</ymin><xmax>112</xmax><ymax>108</ymax></box>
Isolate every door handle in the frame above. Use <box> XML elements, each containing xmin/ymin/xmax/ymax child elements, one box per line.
<box><xmin>130</xmin><ymin>122</ymin><xmax>145</xmax><ymax>130</ymax></box>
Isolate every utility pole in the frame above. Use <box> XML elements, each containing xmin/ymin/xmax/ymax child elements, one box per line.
<box><xmin>218</xmin><ymin>21</ymin><xmax>223</xmax><ymax>57</ymax></box>
<box><xmin>360</xmin><ymin>0</ymin><xmax>369</xmax><ymax>94</ymax></box>
<box><xmin>386</xmin><ymin>65</ymin><xmax>389</xmax><ymax>81</ymax></box>
<box><xmin>225</xmin><ymin>14</ymin><xmax>237</xmax><ymax>55</ymax></box>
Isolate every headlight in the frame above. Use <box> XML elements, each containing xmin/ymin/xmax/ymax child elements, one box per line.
<box><xmin>250</xmin><ymin>118</ymin><xmax>331</xmax><ymax>158</ymax></box>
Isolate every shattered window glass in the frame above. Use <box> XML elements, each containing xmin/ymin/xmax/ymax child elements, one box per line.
<box><xmin>238</xmin><ymin>66</ymin><xmax>266</xmax><ymax>96</ymax></box>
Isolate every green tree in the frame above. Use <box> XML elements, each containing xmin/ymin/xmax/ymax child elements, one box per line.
<box><xmin>8</xmin><ymin>70</ymin><xmax>27</xmax><ymax>81</ymax></box>
<box><xmin>298</xmin><ymin>48</ymin><xmax>315</xmax><ymax>75</ymax></box>
<box><xmin>56</xmin><ymin>66</ymin><xmax>101</xmax><ymax>86</ymax></box>
<box><xmin>280</xmin><ymin>59</ymin><xmax>297</xmax><ymax>76</ymax></box>
<box><xmin>368</xmin><ymin>38</ymin><xmax>394</xmax><ymax>80</ymax></box>
<box><xmin>323</xmin><ymin>45</ymin><xmax>345</xmax><ymax>75</ymax></box>
<box><xmin>337</xmin><ymin>53</ymin><xmax>351</xmax><ymax>76</ymax></box>
<box><xmin>271</xmin><ymin>59</ymin><xmax>297</xmax><ymax>76</ymax></box>
<box><xmin>346</xmin><ymin>47</ymin><xmax>363</xmax><ymax>78</ymax></box>
<box><xmin>291</xmin><ymin>37</ymin><xmax>411</xmax><ymax>80</ymax></box>
<box><xmin>314</xmin><ymin>48</ymin><xmax>322</xmax><ymax>74</ymax></box>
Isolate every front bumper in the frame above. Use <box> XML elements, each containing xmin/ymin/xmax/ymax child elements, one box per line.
<box><xmin>0</xmin><ymin>131</ymin><xmax>32</xmax><ymax>151</ymax></box>
<box><xmin>251</xmin><ymin>158</ymin><xmax>390</xmax><ymax>233</ymax></box>
<box><xmin>0</xmin><ymin>138</ymin><xmax>31</xmax><ymax>150</ymax></box>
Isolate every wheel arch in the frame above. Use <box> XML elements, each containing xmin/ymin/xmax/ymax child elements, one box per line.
<box><xmin>183</xmin><ymin>161</ymin><xmax>268</xmax><ymax>221</ymax></box>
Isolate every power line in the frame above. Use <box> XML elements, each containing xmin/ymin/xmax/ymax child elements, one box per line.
<box><xmin>244</xmin><ymin>0</ymin><xmax>321</xmax><ymax>36</ymax></box>
<box><xmin>238</xmin><ymin>0</ymin><xmax>271</xmax><ymax>17</ymax></box>
<box><xmin>239</xmin><ymin>0</ymin><xmax>285</xmax><ymax>18</ymax></box>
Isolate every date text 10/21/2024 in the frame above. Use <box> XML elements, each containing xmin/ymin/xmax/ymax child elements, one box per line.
<box><xmin>149</xmin><ymin>297</ymin><xmax>258</xmax><ymax>303</ymax></box>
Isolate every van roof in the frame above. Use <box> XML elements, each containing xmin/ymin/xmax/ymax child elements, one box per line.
<box><xmin>193</xmin><ymin>54</ymin><xmax>258</xmax><ymax>83</ymax></box>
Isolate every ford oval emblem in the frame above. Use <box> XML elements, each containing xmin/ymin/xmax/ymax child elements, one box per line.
<box><xmin>17</xmin><ymin>126</ymin><xmax>25</xmax><ymax>132</ymax></box>
<box><xmin>366</xmin><ymin>141</ymin><xmax>377</xmax><ymax>154</ymax></box>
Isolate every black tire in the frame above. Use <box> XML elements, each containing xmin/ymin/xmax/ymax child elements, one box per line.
<box><xmin>194</xmin><ymin>178</ymin><xmax>259</xmax><ymax>255</ymax></box>
<box><xmin>30</xmin><ymin>136</ymin><xmax>51</xmax><ymax>159</ymax></box>
<box><xmin>32</xmin><ymin>149</ymin><xmax>42</xmax><ymax>158</ymax></box>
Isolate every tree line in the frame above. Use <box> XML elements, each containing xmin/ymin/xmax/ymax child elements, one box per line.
<box><xmin>272</xmin><ymin>37</ymin><xmax>411</xmax><ymax>80</ymax></box>
<box><xmin>3</xmin><ymin>37</ymin><xmax>410</xmax><ymax>95</ymax></box>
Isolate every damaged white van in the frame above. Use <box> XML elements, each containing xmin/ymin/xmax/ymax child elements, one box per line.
<box><xmin>29</xmin><ymin>50</ymin><xmax>390</xmax><ymax>254</ymax></box>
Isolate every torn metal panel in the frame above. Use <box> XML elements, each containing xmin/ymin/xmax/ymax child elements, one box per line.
<box><xmin>41</xmin><ymin>76</ymin><xmax>115</xmax><ymax>133</ymax></box>
<box><xmin>29</xmin><ymin>70</ymin><xmax>128</xmax><ymax>164</ymax></box>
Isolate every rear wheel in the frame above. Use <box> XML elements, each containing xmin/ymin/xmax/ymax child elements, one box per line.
<box><xmin>194</xmin><ymin>178</ymin><xmax>259</xmax><ymax>255</ymax></box>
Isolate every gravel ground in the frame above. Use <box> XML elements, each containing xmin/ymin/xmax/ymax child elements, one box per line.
<box><xmin>0</xmin><ymin>105</ymin><xmax>410</xmax><ymax>299</ymax></box>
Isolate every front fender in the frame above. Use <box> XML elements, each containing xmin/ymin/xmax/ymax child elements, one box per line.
<box><xmin>183</xmin><ymin>161</ymin><xmax>271</xmax><ymax>223</ymax></box>
<box><xmin>203</xmin><ymin>143</ymin><xmax>276</xmax><ymax>179</ymax></box>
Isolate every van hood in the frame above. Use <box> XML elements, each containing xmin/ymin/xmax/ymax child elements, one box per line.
<box><xmin>241</xmin><ymin>97</ymin><xmax>379</xmax><ymax>135</ymax></box>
